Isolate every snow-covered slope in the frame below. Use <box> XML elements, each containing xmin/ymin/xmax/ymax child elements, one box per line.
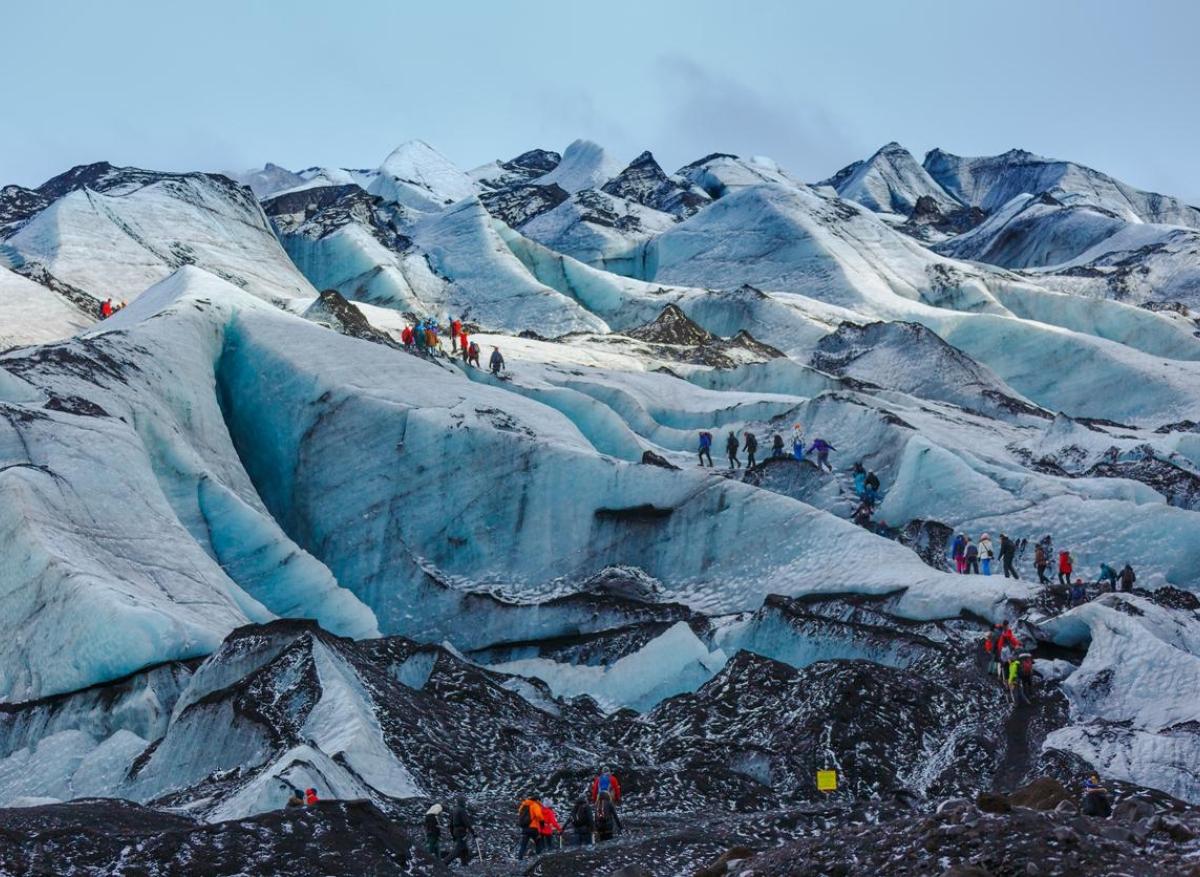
<box><xmin>0</xmin><ymin>266</ymin><xmax>93</xmax><ymax>350</ymax></box>
<box><xmin>531</xmin><ymin>139</ymin><xmax>623</xmax><ymax>193</ymax></box>
<box><xmin>924</xmin><ymin>147</ymin><xmax>1200</xmax><ymax>228</ymax></box>
<box><xmin>820</xmin><ymin>142</ymin><xmax>961</xmax><ymax>217</ymax></box>
<box><xmin>0</xmin><ymin>163</ymin><xmax>316</xmax><ymax>304</ymax></box>
<box><xmin>367</xmin><ymin>140</ymin><xmax>478</xmax><ymax>211</ymax></box>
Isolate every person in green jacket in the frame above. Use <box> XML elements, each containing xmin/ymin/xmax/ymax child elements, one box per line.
<box><xmin>1007</xmin><ymin>653</ymin><xmax>1035</xmax><ymax>705</ymax></box>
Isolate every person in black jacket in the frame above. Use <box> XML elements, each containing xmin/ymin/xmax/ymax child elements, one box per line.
<box><xmin>424</xmin><ymin>803</ymin><xmax>443</xmax><ymax>856</ymax></box>
<box><xmin>570</xmin><ymin>797</ymin><xmax>594</xmax><ymax>846</ymax></box>
<box><xmin>726</xmin><ymin>432</ymin><xmax>740</xmax><ymax>469</ymax></box>
<box><xmin>999</xmin><ymin>534</ymin><xmax>1020</xmax><ymax>580</ymax></box>
<box><xmin>443</xmin><ymin>797</ymin><xmax>476</xmax><ymax>865</ymax></box>
<box><xmin>743</xmin><ymin>431</ymin><xmax>758</xmax><ymax>469</ymax></box>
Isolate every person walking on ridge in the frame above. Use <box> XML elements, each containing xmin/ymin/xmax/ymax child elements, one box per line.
<box><xmin>743</xmin><ymin>431</ymin><xmax>758</xmax><ymax>469</ymax></box>
<box><xmin>698</xmin><ymin>430</ymin><xmax>714</xmax><ymax>467</ymax></box>
<box><xmin>726</xmin><ymin>431</ymin><xmax>740</xmax><ymax>469</ymax></box>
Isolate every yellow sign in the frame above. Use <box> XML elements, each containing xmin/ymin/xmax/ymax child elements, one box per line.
<box><xmin>816</xmin><ymin>770</ymin><xmax>838</xmax><ymax>792</ymax></box>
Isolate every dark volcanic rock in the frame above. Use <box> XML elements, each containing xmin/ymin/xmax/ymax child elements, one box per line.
<box><xmin>304</xmin><ymin>289</ymin><xmax>402</xmax><ymax>348</ymax></box>
<box><xmin>0</xmin><ymin>798</ymin><xmax>440</xmax><ymax>877</ymax></box>
<box><xmin>602</xmin><ymin>151</ymin><xmax>709</xmax><ymax>218</ymax></box>
<box><xmin>479</xmin><ymin>182</ymin><xmax>569</xmax><ymax>227</ymax></box>
<box><xmin>626</xmin><ymin>305</ymin><xmax>784</xmax><ymax>368</ymax></box>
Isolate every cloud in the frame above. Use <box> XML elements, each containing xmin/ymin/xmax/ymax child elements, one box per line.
<box><xmin>650</xmin><ymin>55</ymin><xmax>861</xmax><ymax>179</ymax></box>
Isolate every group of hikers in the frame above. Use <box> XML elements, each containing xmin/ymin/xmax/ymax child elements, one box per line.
<box><xmin>421</xmin><ymin>768</ymin><xmax>624</xmax><ymax>866</ymax></box>
<box><xmin>952</xmin><ymin>534</ymin><xmax>1137</xmax><ymax>604</ymax></box>
<box><xmin>698</xmin><ymin>423</ymin><xmax>836</xmax><ymax>473</ymax></box>
<box><xmin>98</xmin><ymin>297</ymin><xmax>126</xmax><ymax>319</ymax></box>
<box><xmin>980</xmin><ymin>621</ymin><xmax>1037</xmax><ymax>705</ymax></box>
<box><xmin>399</xmin><ymin>315</ymin><xmax>507</xmax><ymax>376</ymax></box>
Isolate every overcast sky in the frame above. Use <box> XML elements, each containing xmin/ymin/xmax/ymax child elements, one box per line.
<box><xmin>4</xmin><ymin>0</ymin><xmax>1198</xmax><ymax>202</ymax></box>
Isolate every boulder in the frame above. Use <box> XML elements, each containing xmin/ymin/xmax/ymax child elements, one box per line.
<box><xmin>695</xmin><ymin>846</ymin><xmax>756</xmax><ymax>877</ymax></box>
<box><xmin>976</xmin><ymin>791</ymin><xmax>1012</xmax><ymax>814</ymax></box>
<box><xmin>1009</xmin><ymin>777</ymin><xmax>1071</xmax><ymax>811</ymax></box>
<box><xmin>1113</xmin><ymin>798</ymin><xmax>1156</xmax><ymax>824</ymax></box>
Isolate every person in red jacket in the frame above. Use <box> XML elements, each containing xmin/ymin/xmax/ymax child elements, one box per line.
<box><xmin>401</xmin><ymin>325</ymin><xmax>413</xmax><ymax>346</ymax></box>
<box><xmin>450</xmin><ymin>318</ymin><xmax>462</xmax><ymax>350</ymax></box>
<box><xmin>1057</xmin><ymin>551</ymin><xmax>1074</xmax><ymax>587</ymax></box>
<box><xmin>100</xmin><ymin>298</ymin><xmax>114</xmax><ymax>319</ymax></box>
<box><xmin>589</xmin><ymin>769</ymin><xmax>621</xmax><ymax>804</ymax></box>
<box><xmin>459</xmin><ymin>330</ymin><xmax>469</xmax><ymax>363</ymax></box>
<box><xmin>538</xmin><ymin>802</ymin><xmax>562</xmax><ymax>848</ymax></box>
<box><xmin>304</xmin><ymin>788</ymin><xmax>319</xmax><ymax>806</ymax></box>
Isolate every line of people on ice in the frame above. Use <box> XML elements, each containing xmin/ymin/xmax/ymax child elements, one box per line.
<box><xmin>952</xmin><ymin>533</ymin><xmax>1137</xmax><ymax>602</ymax></box>
<box><xmin>398</xmin><ymin>316</ymin><xmax>509</xmax><ymax>376</ymax></box>
<box><xmin>697</xmin><ymin>423</ymin><xmax>837</xmax><ymax>473</ymax></box>
<box><xmin>421</xmin><ymin>768</ymin><xmax>624</xmax><ymax>866</ymax></box>
<box><xmin>98</xmin><ymin>297</ymin><xmax>127</xmax><ymax>319</ymax></box>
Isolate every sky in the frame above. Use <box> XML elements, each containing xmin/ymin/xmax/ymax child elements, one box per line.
<box><xmin>3</xmin><ymin>0</ymin><xmax>1199</xmax><ymax>202</ymax></box>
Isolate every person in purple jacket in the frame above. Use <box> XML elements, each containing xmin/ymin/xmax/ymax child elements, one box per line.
<box><xmin>807</xmin><ymin>438</ymin><xmax>836</xmax><ymax>472</ymax></box>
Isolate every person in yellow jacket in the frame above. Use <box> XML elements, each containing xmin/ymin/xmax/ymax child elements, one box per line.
<box><xmin>517</xmin><ymin>795</ymin><xmax>544</xmax><ymax>859</ymax></box>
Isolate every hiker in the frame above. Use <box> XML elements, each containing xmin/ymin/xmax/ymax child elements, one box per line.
<box><xmin>1097</xmin><ymin>563</ymin><xmax>1118</xmax><ymax>592</ymax></box>
<box><xmin>517</xmin><ymin>795</ymin><xmax>544</xmax><ymax>859</ymax></box>
<box><xmin>539</xmin><ymin>801</ymin><xmax>562</xmax><ymax>851</ymax></box>
<box><xmin>852</xmin><ymin>500</ymin><xmax>873</xmax><ymax>529</ymax></box>
<box><xmin>570</xmin><ymin>797</ymin><xmax>594</xmax><ymax>846</ymax></box>
<box><xmin>489</xmin><ymin>347</ymin><xmax>505</xmax><ymax>376</ymax></box>
<box><xmin>459</xmin><ymin>329</ymin><xmax>469</xmax><ymax>361</ymax></box>
<box><xmin>807</xmin><ymin>438</ymin><xmax>836</xmax><ymax>472</ymax></box>
<box><xmin>414</xmin><ymin>323</ymin><xmax>427</xmax><ymax>351</ymax></box>
<box><xmin>450</xmin><ymin>318</ymin><xmax>462</xmax><ymax>351</ymax></box>
<box><xmin>1081</xmin><ymin>775</ymin><xmax>1112</xmax><ymax>818</ymax></box>
<box><xmin>444</xmin><ymin>797</ymin><xmax>476</xmax><ymax>865</ymax></box>
<box><xmin>401</xmin><ymin>325</ymin><xmax>414</xmax><ymax>346</ymax></box>
<box><xmin>1011</xmin><ymin>652</ymin><xmax>1036</xmax><ymax>705</ymax></box>
<box><xmin>698</xmin><ymin>431</ymin><xmax>714</xmax><ymax>467</ymax></box>
<box><xmin>864</xmin><ymin>470</ymin><xmax>880</xmax><ymax>504</ymax></box>
<box><xmin>999</xmin><ymin>534</ymin><xmax>1019</xmax><ymax>579</ymax></box>
<box><xmin>772</xmin><ymin>433</ymin><xmax>784</xmax><ymax>457</ymax></box>
<box><xmin>424</xmin><ymin>803</ymin><xmax>443</xmax><ymax>857</ymax></box>
<box><xmin>951</xmin><ymin>534</ymin><xmax>967</xmax><ymax>574</ymax></box>
<box><xmin>285</xmin><ymin>786</ymin><xmax>305</xmax><ymax>808</ymax></box>
<box><xmin>964</xmin><ymin>538</ymin><xmax>980</xmax><ymax>575</ymax></box>
<box><xmin>1034</xmin><ymin>542</ymin><xmax>1049</xmax><ymax>584</ymax></box>
<box><xmin>305</xmin><ymin>788</ymin><xmax>319</xmax><ymax>806</ymax></box>
<box><xmin>594</xmin><ymin>790</ymin><xmax>622</xmax><ymax>842</ymax></box>
<box><xmin>978</xmin><ymin>533</ymin><xmax>995</xmax><ymax>576</ymax></box>
<box><xmin>743</xmin><ymin>431</ymin><xmax>758</xmax><ymax>469</ymax></box>
<box><xmin>100</xmin><ymin>298</ymin><xmax>114</xmax><ymax>319</ymax></box>
<box><xmin>791</xmin><ymin>425</ymin><xmax>806</xmax><ymax>461</ymax></box>
<box><xmin>590</xmin><ymin>768</ymin><xmax>622</xmax><ymax>804</ymax></box>
<box><xmin>984</xmin><ymin>622</ymin><xmax>1019</xmax><ymax>679</ymax></box>
<box><xmin>1119</xmin><ymin>563</ymin><xmax>1136</xmax><ymax>592</ymax></box>
<box><xmin>852</xmin><ymin>462</ymin><xmax>866</xmax><ymax>496</ymax></box>
<box><xmin>1057</xmin><ymin>550</ymin><xmax>1074</xmax><ymax>587</ymax></box>
<box><xmin>726</xmin><ymin>432</ymin><xmax>740</xmax><ymax>469</ymax></box>
<box><xmin>1069</xmin><ymin>578</ymin><xmax>1089</xmax><ymax>607</ymax></box>
<box><xmin>468</xmin><ymin>341</ymin><xmax>480</xmax><ymax>367</ymax></box>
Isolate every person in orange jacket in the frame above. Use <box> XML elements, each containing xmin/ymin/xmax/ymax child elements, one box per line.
<box><xmin>517</xmin><ymin>795</ymin><xmax>544</xmax><ymax>859</ymax></box>
<box><xmin>539</xmin><ymin>802</ymin><xmax>562</xmax><ymax>849</ymax></box>
<box><xmin>459</xmin><ymin>330</ymin><xmax>469</xmax><ymax>363</ymax></box>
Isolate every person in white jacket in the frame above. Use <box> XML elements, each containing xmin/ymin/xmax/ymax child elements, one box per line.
<box><xmin>978</xmin><ymin>533</ymin><xmax>995</xmax><ymax>575</ymax></box>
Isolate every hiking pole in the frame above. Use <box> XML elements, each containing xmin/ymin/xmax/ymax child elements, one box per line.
<box><xmin>474</xmin><ymin>835</ymin><xmax>484</xmax><ymax>863</ymax></box>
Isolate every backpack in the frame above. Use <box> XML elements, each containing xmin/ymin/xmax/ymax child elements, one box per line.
<box><xmin>745</xmin><ymin>433</ymin><xmax>757</xmax><ymax>451</ymax></box>
<box><xmin>1019</xmin><ymin>656</ymin><xmax>1034</xmax><ymax>678</ymax></box>
<box><xmin>966</xmin><ymin>544</ymin><xmax>978</xmax><ymax>559</ymax></box>
<box><xmin>700</xmin><ymin>431</ymin><xmax>712</xmax><ymax>447</ymax></box>
<box><xmin>518</xmin><ymin>803</ymin><xmax>532</xmax><ymax>829</ymax></box>
<box><xmin>594</xmin><ymin>793</ymin><xmax>612</xmax><ymax>830</ymax></box>
<box><xmin>598</xmin><ymin>773</ymin><xmax>613</xmax><ymax>795</ymax></box>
